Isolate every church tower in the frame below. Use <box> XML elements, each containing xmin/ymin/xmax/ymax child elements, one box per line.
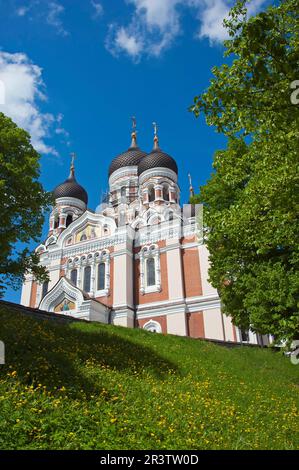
<box><xmin>48</xmin><ymin>154</ymin><xmax>88</xmax><ymax>238</ymax></box>
<box><xmin>108</xmin><ymin>117</ymin><xmax>147</xmax><ymax>226</ymax></box>
<box><xmin>138</xmin><ymin>123</ymin><xmax>180</xmax><ymax>223</ymax></box>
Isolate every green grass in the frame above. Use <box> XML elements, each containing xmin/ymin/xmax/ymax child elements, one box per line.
<box><xmin>0</xmin><ymin>305</ymin><xmax>298</xmax><ymax>450</ymax></box>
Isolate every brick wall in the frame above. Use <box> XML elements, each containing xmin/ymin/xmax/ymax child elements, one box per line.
<box><xmin>181</xmin><ymin>245</ymin><xmax>202</xmax><ymax>298</ymax></box>
<box><xmin>29</xmin><ymin>281</ymin><xmax>37</xmax><ymax>308</ymax></box>
<box><xmin>188</xmin><ymin>311</ymin><xmax>205</xmax><ymax>338</ymax></box>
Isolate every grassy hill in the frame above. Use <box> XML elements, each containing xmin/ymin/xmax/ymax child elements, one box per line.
<box><xmin>0</xmin><ymin>304</ymin><xmax>298</xmax><ymax>450</ymax></box>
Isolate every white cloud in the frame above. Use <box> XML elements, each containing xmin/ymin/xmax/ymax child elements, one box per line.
<box><xmin>131</xmin><ymin>0</ymin><xmax>180</xmax><ymax>30</ymax></box>
<box><xmin>106</xmin><ymin>0</ymin><xmax>181</xmax><ymax>61</ymax></box>
<box><xmin>197</xmin><ymin>0</ymin><xmax>269</xmax><ymax>43</ymax></box>
<box><xmin>114</xmin><ymin>27</ymin><xmax>144</xmax><ymax>58</ymax></box>
<box><xmin>91</xmin><ymin>1</ymin><xmax>104</xmax><ymax>19</ymax></box>
<box><xmin>0</xmin><ymin>51</ymin><xmax>65</xmax><ymax>155</ymax></box>
<box><xmin>195</xmin><ymin>0</ymin><xmax>231</xmax><ymax>43</ymax></box>
<box><xmin>15</xmin><ymin>1</ymin><xmax>69</xmax><ymax>36</ymax></box>
<box><xmin>106</xmin><ymin>0</ymin><xmax>268</xmax><ymax>60</ymax></box>
<box><xmin>46</xmin><ymin>1</ymin><xmax>69</xmax><ymax>36</ymax></box>
<box><xmin>55</xmin><ymin>113</ymin><xmax>70</xmax><ymax>145</ymax></box>
<box><xmin>16</xmin><ymin>6</ymin><xmax>31</xmax><ymax>17</ymax></box>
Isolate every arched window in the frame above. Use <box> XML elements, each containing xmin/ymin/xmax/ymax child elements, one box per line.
<box><xmin>168</xmin><ymin>212</ymin><xmax>174</xmax><ymax>221</ymax></box>
<box><xmin>97</xmin><ymin>263</ymin><xmax>105</xmax><ymax>291</ymax></box>
<box><xmin>70</xmin><ymin>269</ymin><xmax>77</xmax><ymax>287</ymax></box>
<box><xmin>146</xmin><ymin>258</ymin><xmax>156</xmax><ymax>287</ymax></box>
<box><xmin>80</xmin><ymin>233</ymin><xmax>87</xmax><ymax>242</ymax></box>
<box><xmin>121</xmin><ymin>187</ymin><xmax>126</xmax><ymax>197</ymax></box>
<box><xmin>42</xmin><ymin>281</ymin><xmax>49</xmax><ymax>299</ymax></box>
<box><xmin>54</xmin><ymin>215</ymin><xmax>59</xmax><ymax>229</ymax></box>
<box><xmin>143</xmin><ymin>320</ymin><xmax>162</xmax><ymax>333</ymax></box>
<box><xmin>148</xmin><ymin>186</ymin><xmax>155</xmax><ymax>202</ymax></box>
<box><xmin>83</xmin><ymin>266</ymin><xmax>91</xmax><ymax>292</ymax></box>
<box><xmin>66</xmin><ymin>214</ymin><xmax>73</xmax><ymax>228</ymax></box>
<box><xmin>163</xmin><ymin>186</ymin><xmax>169</xmax><ymax>201</ymax></box>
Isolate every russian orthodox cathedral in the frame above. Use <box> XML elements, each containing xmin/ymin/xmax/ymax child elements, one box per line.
<box><xmin>21</xmin><ymin>124</ymin><xmax>268</xmax><ymax>345</ymax></box>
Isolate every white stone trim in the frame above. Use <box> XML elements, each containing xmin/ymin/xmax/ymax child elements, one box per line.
<box><xmin>112</xmin><ymin>303</ymin><xmax>135</xmax><ymax>310</ymax></box>
<box><xmin>52</xmin><ymin>210</ymin><xmax>117</xmax><ymax>249</ymax></box>
<box><xmin>109</xmin><ymin>166</ymin><xmax>138</xmax><ymax>186</ymax></box>
<box><xmin>55</xmin><ymin>197</ymin><xmax>86</xmax><ymax>211</ymax></box>
<box><xmin>137</xmin><ymin>293</ymin><xmax>220</xmax><ymax>311</ymax></box>
<box><xmin>143</xmin><ymin>319</ymin><xmax>162</xmax><ymax>333</ymax></box>
<box><xmin>35</xmin><ymin>244</ymin><xmax>47</xmax><ymax>254</ymax></box>
<box><xmin>66</xmin><ymin>249</ymin><xmax>111</xmax><ymax>297</ymax></box>
<box><xmin>94</xmin><ymin>251</ymin><xmax>110</xmax><ymax>297</ymax></box>
<box><xmin>39</xmin><ymin>219</ymin><xmax>200</xmax><ymax>261</ymax></box>
<box><xmin>139</xmin><ymin>244</ymin><xmax>161</xmax><ymax>294</ymax></box>
<box><xmin>137</xmin><ymin>302</ymin><xmax>186</xmax><ymax>320</ymax></box>
<box><xmin>38</xmin><ymin>277</ymin><xmax>109</xmax><ymax>322</ymax></box>
<box><xmin>45</xmin><ymin>235</ymin><xmax>57</xmax><ymax>247</ymax></box>
<box><xmin>39</xmin><ymin>277</ymin><xmax>85</xmax><ymax>312</ymax></box>
<box><xmin>139</xmin><ymin>168</ymin><xmax>178</xmax><ymax>184</ymax></box>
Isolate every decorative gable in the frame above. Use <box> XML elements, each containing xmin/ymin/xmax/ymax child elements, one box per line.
<box><xmin>39</xmin><ymin>277</ymin><xmax>109</xmax><ymax>324</ymax></box>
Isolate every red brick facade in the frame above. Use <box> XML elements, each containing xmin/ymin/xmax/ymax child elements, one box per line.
<box><xmin>181</xmin><ymin>246</ymin><xmax>202</xmax><ymax>298</ymax></box>
<box><xmin>29</xmin><ymin>281</ymin><xmax>37</xmax><ymax>308</ymax></box>
<box><xmin>188</xmin><ymin>311</ymin><xmax>205</xmax><ymax>338</ymax></box>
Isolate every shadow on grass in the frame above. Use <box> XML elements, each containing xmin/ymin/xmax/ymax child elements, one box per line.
<box><xmin>1</xmin><ymin>312</ymin><xmax>179</xmax><ymax>399</ymax></box>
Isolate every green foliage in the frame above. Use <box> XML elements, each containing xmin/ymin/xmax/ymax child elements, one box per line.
<box><xmin>190</xmin><ymin>0</ymin><xmax>299</xmax><ymax>343</ymax></box>
<box><xmin>0</xmin><ymin>306</ymin><xmax>298</xmax><ymax>450</ymax></box>
<box><xmin>0</xmin><ymin>113</ymin><xmax>53</xmax><ymax>296</ymax></box>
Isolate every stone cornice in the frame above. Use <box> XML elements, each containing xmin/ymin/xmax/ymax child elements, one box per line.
<box><xmin>139</xmin><ymin>168</ymin><xmax>178</xmax><ymax>184</ymax></box>
<box><xmin>42</xmin><ymin>232</ymin><xmax>203</xmax><ymax>263</ymax></box>
<box><xmin>55</xmin><ymin>197</ymin><xmax>87</xmax><ymax>211</ymax></box>
<box><xmin>136</xmin><ymin>293</ymin><xmax>219</xmax><ymax>311</ymax></box>
<box><xmin>109</xmin><ymin>166</ymin><xmax>138</xmax><ymax>186</ymax></box>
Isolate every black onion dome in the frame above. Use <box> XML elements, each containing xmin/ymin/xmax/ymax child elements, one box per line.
<box><xmin>108</xmin><ymin>130</ymin><xmax>147</xmax><ymax>177</ymax></box>
<box><xmin>109</xmin><ymin>147</ymin><xmax>147</xmax><ymax>176</ymax></box>
<box><xmin>138</xmin><ymin>148</ymin><xmax>178</xmax><ymax>176</ymax></box>
<box><xmin>53</xmin><ymin>169</ymin><xmax>88</xmax><ymax>205</ymax></box>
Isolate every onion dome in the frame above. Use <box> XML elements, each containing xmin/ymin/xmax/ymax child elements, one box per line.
<box><xmin>53</xmin><ymin>155</ymin><xmax>88</xmax><ymax>205</ymax></box>
<box><xmin>108</xmin><ymin>129</ymin><xmax>147</xmax><ymax>177</ymax></box>
<box><xmin>138</xmin><ymin>129</ymin><xmax>178</xmax><ymax>176</ymax></box>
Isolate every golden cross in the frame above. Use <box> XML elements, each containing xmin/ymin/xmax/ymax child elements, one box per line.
<box><xmin>70</xmin><ymin>152</ymin><xmax>76</xmax><ymax>168</ymax></box>
<box><xmin>131</xmin><ymin>116</ymin><xmax>136</xmax><ymax>131</ymax></box>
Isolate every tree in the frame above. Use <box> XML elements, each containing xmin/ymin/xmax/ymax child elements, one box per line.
<box><xmin>190</xmin><ymin>0</ymin><xmax>299</xmax><ymax>343</ymax></box>
<box><xmin>0</xmin><ymin>112</ymin><xmax>53</xmax><ymax>297</ymax></box>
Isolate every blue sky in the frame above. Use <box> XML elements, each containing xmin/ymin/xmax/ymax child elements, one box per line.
<box><xmin>0</xmin><ymin>0</ymin><xmax>270</xmax><ymax>302</ymax></box>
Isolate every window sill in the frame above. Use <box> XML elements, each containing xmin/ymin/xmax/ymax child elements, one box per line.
<box><xmin>95</xmin><ymin>289</ymin><xmax>109</xmax><ymax>297</ymax></box>
<box><xmin>140</xmin><ymin>285</ymin><xmax>161</xmax><ymax>295</ymax></box>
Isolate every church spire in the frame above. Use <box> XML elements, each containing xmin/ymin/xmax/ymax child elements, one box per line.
<box><xmin>188</xmin><ymin>173</ymin><xmax>194</xmax><ymax>198</ymax></box>
<box><xmin>68</xmin><ymin>152</ymin><xmax>76</xmax><ymax>180</ymax></box>
<box><xmin>130</xmin><ymin>116</ymin><xmax>137</xmax><ymax>148</ymax></box>
<box><xmin>152</xmin><ymin>121</ymin><xmax>159</xmax><ymax>149</ymax></box>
